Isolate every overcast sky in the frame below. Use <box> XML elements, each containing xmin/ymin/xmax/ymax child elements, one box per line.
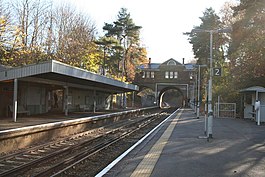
<box><xmin>63</xmin><ymin>0</ymin><xmax>237</xmax><ymax>64</ymax></box>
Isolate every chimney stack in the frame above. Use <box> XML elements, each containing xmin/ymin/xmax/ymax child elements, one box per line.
<box><xmin>148</xmin><ymin>58</ymin><xmax>151</xmax><ymax>68</ymax></box>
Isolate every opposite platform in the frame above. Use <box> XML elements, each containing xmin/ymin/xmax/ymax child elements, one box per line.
<box><xmin>104</xmin><ymin>108</ymin><xmax>265</xmax><ymax>177</ymax></box>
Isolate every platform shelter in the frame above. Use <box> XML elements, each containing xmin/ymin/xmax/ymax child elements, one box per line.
<box><xmin>240</xmin><ymin>86</ymin><xmax>265</xmax><ymax>125</ymax></box>
<box><xmin>0</xmin><ymin>60</ymin><xmax>138</xmax><ymax>122</ymax></box>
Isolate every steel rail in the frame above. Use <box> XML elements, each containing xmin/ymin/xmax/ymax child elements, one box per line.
<box><xmin>0</xmin><ymin>113</ymin><xmax>159</xmax><ymax>177</ymax></box>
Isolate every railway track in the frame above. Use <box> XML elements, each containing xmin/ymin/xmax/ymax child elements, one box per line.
<box><xmin>0</xmin><ymin>108</ymin><xmax>176</xmax><ymax>177</ymax></box>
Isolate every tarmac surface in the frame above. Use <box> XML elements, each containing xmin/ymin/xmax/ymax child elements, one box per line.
<box><xmin>104</xmin><ymin>108</ymin><xmax>265</xmax><ymax>177</ymax></box>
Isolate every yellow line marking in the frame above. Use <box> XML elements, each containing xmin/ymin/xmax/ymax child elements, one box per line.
<box><xmin>130</xmin><ymin>109</ymin><xmax>183</xmax><ymax>177</ymax></box>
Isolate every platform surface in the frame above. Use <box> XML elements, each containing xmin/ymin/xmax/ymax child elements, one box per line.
<box><xmin>105</xmin><ymin>108</ymin><xmax>265</xmax><ymax>177</ymax></box>
<box><xmin>0</xmin><ymin>111</ymin><xmax>109</xmax><ymax>131</ymax></box>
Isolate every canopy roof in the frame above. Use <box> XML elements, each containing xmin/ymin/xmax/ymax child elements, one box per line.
<box><xmin>0</xmin><ymin>60</ymin><xmax>138</xmax><ymax>93</ymax></box>
<box><xmin>240</xmin><ymin>86</ymin><xmax>265</xmax><ymax>93</ymax></box>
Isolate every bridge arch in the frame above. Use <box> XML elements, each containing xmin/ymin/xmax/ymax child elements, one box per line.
<box><xmin>158</xmin><ymin>86</ymin><xmax>185</xmax><ymax>108</ymax></box>
<box><xmin>133</xmin><ymin>58</ymin><xmax>195</xmax><ymax>108</ymax></box>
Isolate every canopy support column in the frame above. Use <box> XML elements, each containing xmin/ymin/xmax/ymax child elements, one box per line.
<box><xmin>13</xmin><ymin>78</ymin><xmax>18</xmax><ymax>122</ymax></box>
<box><xmin>64</xmin><ymin>86</ymin><xmax>69</xmax><ymax>116</ymax></box>
<box><xmin>93</xmin><ymin>90</ymin><xmax>96</xmax><ymax>113</ymax></box>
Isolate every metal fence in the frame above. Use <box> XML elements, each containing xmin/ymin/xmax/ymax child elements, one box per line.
<box><xmin>214</xmin><ymin>103</ymin><xmax>236</xmax><ymax>118</ymax></box>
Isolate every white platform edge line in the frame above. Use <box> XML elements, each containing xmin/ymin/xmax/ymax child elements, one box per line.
<box><xmin>95</xmin><ymin>108</ymin><xmax>181</xmax><ymax>177</ymax></box>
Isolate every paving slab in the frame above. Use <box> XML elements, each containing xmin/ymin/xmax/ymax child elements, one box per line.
<box><xmin>105</xmin><ymin>108</ymin><xmax>265</xmax><ymax>177</ymax></box>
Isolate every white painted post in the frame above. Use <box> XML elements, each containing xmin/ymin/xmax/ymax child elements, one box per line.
<box><xmin>208</xmin><ymin>78</ymin><xmax>213</xmax><ymax>138</ymax></box>
<box><xmin>255</xmin><ymin>100</ymin><xmax>261</xmax><ymax>126</ymax></box>
<box><xmin>196</xmin><ymin>65</ymin><xmax>201</xmax><ymax>119</ymax></box>
<box><xmin>13</xmin><ymin>78</ymin><xmax>18</xmax><ymax>122</ymax></box>
<box><xmin>191</xmin><ymin>27</ymin><xmax>231</xmax><ymax>138</ymax></box>
<box><xmin>207</xmin><ymin>30</ymin><xmax>214</xmax><ymax>139</ymax></box>
<box><xmin>155</xmin><ymin>83</ymin><xmax>158</xmax><ymax>106</ymax></box>
<box><xmin>257</xmin><ymin>107</ymin><xmax>261</xmax><ymax>126</ymax></box>
<box><xmin>255</xmin><ymin>91</ymin><xmax>260</xmax><ymax>125</ymax></box>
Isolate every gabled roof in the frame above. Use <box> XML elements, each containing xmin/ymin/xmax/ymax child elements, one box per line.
<box><xmin>161</xmin><ymin>58</ymin><xmax>183</xmax><ymax>66</ymax></box>
<box><xmin>138</xmin><ymin>58</ymin><xmax>195</xmax><ymax>71</ymax></box>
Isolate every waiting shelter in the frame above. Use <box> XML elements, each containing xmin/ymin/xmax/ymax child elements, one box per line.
<box><xmin>0</xmin><ymin>60</ymin><xmax>138</xmax><ymax>122</ymax></box>
<box><xmin>240</xmin><ymin>86</ymin><xmax>265</xmax><ymax>125</ymax></box>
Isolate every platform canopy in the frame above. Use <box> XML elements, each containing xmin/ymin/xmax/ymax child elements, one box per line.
<box><xmin>239</xmin><ymin>86</ymin><xmax>265</xmax><ymax>93</ymax></box>
<box><xmin>0</xmin><ymin>60</ymin><xmax>138</xmax><ymax>93</ymax></box>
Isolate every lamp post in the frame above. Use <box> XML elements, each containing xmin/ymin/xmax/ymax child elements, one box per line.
<box><xmin>191</xmin><ymin>27</ymin><xmax>231</xmax><ymax>138</ymax></box>
<box><xmin>195</xmin><ymin>64</ymin><xmax>207</xmax><ymax>119</ymax></box>
<box><xmin>121</xmin><ymin>34</ymin><xmax>126</xmax><ymax>109</ymax></box>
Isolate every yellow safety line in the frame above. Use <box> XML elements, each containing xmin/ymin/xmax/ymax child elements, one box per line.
<box><xmin>130</xmin><ymin>109</ymin><xmax>183</xmax><ymax>177</ymax></box>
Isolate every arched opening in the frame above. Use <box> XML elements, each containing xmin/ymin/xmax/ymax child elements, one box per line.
<box><xmin>159</xmin><ymin>87</ymin><xmax>184</xmax><ymax>108</ymax></box>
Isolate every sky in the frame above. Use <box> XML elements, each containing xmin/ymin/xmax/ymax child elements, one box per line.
<box><xmin>64</xmin><ymin>0</ymin><xmax>237</xmax><ymax>64</ymax></box>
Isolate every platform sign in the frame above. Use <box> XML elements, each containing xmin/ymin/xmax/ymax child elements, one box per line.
<box><xmin>214</xmin><ymin>68</ymin><xmax>222</xmax><ymax>76</ymax></box>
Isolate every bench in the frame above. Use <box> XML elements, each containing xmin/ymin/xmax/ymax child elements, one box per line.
<box><xmin>248</xmin><ymin>112</ymin><xmax>256</xmax><ymax>120</ymax></box>
<box><xmin>79</xmin><ymin>105</ymin><xmax>91</xmax><ymax>112</ymax></box>
<box><xmin>9</xmin><ymin>105</ymin><xmax>30</xmax><ymax>115</ymax></box>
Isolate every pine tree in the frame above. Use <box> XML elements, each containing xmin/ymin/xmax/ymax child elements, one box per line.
<box><xmin>102</xmin><ymin>8</ymin><xmax>147</xmax><ymax>82</ymax></box>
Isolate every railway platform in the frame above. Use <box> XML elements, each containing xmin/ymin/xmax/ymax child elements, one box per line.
<box><xmin>102</xmin><ymin>108</ymin><xmax>265</xmax><ymax>177</ymax></box>
<box><xmin>0</xmin><ymin>112</ymin><xmax>97</xmax><ymax>131</ymax></box>
<box><xmin>0</xmin><ymin>110</ymin><xmax>120</xmax><ymax>131</ymax></box>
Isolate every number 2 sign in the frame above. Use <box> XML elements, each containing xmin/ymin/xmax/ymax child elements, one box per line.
<box><xmin>214</xmin><ymin>68</ymin><xmax>222</xmax><ymax>76</ymax></box>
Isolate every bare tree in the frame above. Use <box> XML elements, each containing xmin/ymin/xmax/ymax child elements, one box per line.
<box><xmin>0</xmin><ymin>0</ymin><xmax>16</xmax><ymax>65</ymax></box>
<box><xmin>53</xmin><ymin>4</ymin><xmax>97</xmax><ymax>66</ymax></box>
<box><xmin>2</xmin><ymin>0</ymin><xmax>52</xmax><ymax>65</ymax></box>
<box><xmin>10</xmin><ymin>0</ymin><xmax>51</xmax><ymax>48</ymax></box>
<box><xmin>2</xmin><ymin>0</ymin><xmax>98</xmax><ymax>67</ymax></box>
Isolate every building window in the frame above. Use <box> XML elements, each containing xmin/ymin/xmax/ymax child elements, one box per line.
<box><xmin>174</xmin><ymin>72</ymin><xmax>178</xmax><ymax>78</ymax></box>
<box><xmin>165</xmin><ymin>71</ymin><xmax>178</xmax><ymax>79</ymax></box>
<box><xmin>142</xmin><ymin>71</ymin><xmax>145</xmax><ymax>78</ymax></box>
<box><xmin>146</xmin><ymin>71</ymin><xmax>150</xmax><ymax>78</ymax></box>
<box><xmin>165</xmin><ymin>71</ymin><xmax>169</xmax><ymax>78</ymax></box>
<box><xmin>170</xmin><ymin>71</ymin><xmax>174</xmax><ymax>78</ymax></box>
<box><xmin>151</xmin><ymin>71</ymin><xmax>155</xmax><ymax>78</ymax></box>
<box><xmin>167</xmin><ymin>60</ymin><xmax>176</xmax><ymax>65</ymax></box>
